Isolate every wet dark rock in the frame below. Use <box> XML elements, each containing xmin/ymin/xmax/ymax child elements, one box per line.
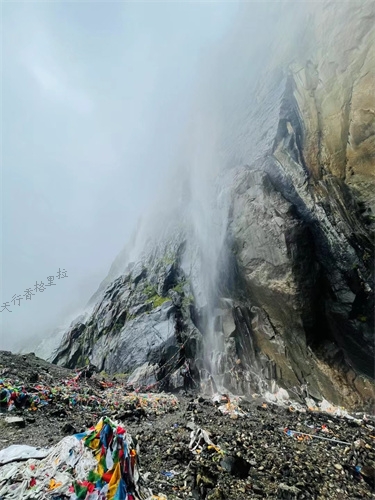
<box><xmin>51</xmin><ymin>245</ymin><xmax>202</xmax><ymax>392</ymax></box>
<box><xmin>61</xmin><ymin>423</ymin><xmax>77</xmax><ymax>435</ymax></box>
<box><xmin>28</xmin><ymin>372</ymin><xmax>39</xmax><ymax>383</ymax></box>
<box><xmin>277</xmin><ymin>483</ymin><xmax>301</xmax><ymax>498</ymax></box>
<box><xmin>191</xmin><ymin>489</ymin><xmax>201</xmax><ymax>500</ymax></box>
<box><xmin>361</xmin><ymin>466</ymin><xmax>375</xmax><ymax>489</ymax></box>
<box><xmin>220</xmin><ymin>455</ymin><xmax>251</xmax><ymax>479</ymax></box>
<box><xmin>134</xmin><ymin>408</ymin><xmax>146</xmax><ymax>419</ymax></box>
<box><xmin>252</xmin><ymin>483</ymin><xmax>265</xmax><ymax>495</ymax></box>
<box><xmin>51</xmin><ymin>408</ymin><xmax>67</xmax><ymax>417</ymax></box>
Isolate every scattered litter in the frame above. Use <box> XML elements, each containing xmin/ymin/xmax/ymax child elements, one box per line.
<box><xmin>354</xmin><ymin>439</ymin><xmax>366</xmax><ymax>449</ymax></box>
<box><xmin>160</xmin><ymin>470</ymin><xmax>179</xmax><ymax>478</ymax></box>
<box><xmin>189</xmin><ymin>426</ymin><xmax>223</xmax><ymax>455</ymax></box>
<box><xmin>305</xmin><ymin>397</ymin><xmax>363</xmax><ymax>423</ymax></box>
<box><xmin>0</xmin><ymin>375</ymin><xmax>179</xmax><ymax>417</ymax></box>
<box><xmin>218</xmin><ymin>400</ymin><xmax>247</xmax><ymax>418</ymax></box>
<box><xmin>281</xmin><ymin>428</ymin><xmax>351</xmax><ymax>445</ymax></box>
<box><xmin>305</xmin><ymin>397</ymin><xmax>319</xmax><ymax>412</ymax></box>
<box><xmin>212</xmin><ymin>394</ymin><xmax>247</xmax><ymax>418</ymax></box>
<box><xmin>264</xmin><ymin>388</ymin><xmax>289</xmax><ymax>404</ymax></box>
<box><xmin>212</xmin><ymin>394</ymin><xmax>229</xmax><ymax>404</ymax></box>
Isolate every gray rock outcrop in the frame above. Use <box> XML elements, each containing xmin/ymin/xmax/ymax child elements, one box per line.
<box><xmin>52</xmin><ymin>241</ymin><xmax>202</xmax><ymax>390</ymax></box>
<box><xmin>52</xmin><ymin>1</ymin><xmax>374</xmax><ymax>407</ymax></box>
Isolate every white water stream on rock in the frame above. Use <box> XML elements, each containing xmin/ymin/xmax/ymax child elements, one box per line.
<box><xmin>181</xmin><ymin>109</ymin><xmax>233</xmax><ymax>393</ymax></box>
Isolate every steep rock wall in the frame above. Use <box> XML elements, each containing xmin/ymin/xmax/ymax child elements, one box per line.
<box><xmin>52</xmin><ymin>1</ymin><xmax>374</xmax><ymax>407</ymax></box>
<box><xmin>52</xmin><ymin>242</ymin><xmax>203</xmax><ymax>389</ymax></box>
<box><xmin>215</xmin><ymin>1</ymin><xmax>375</xmax><ymax>407</ymax></box>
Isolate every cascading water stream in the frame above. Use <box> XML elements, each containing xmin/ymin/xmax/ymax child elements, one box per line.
<box><xmin>183</xmin><ymin>167</ymin><xmax>271</xmax><ymax>396</ymax></box>
<box><xmin>183</xmin><ymin>158</ymin><xmax>233</xmax><ymax>394</ymax></box>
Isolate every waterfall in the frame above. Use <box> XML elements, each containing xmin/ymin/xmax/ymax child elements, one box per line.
<box><xmin>179</xmin><ymin>106</ymin><xmax>233</xmax><ymax>393</ymax></box>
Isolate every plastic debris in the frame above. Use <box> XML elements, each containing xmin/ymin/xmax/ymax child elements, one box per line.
<box><xmin>281</xmin><ymin>427</ymin><xmax>351</xmax><ymax>445</ymax></box>
<box><xmin>218</xmin><ymin>400</ymin><xmax>247</xmax><ymax>418</ymax></box>
<box><xmin>4</xmin><ymin>416</ymin><xmax>25</xmax><ymax>427</ymax></box>
<box><xmin>264</xmin><ymin>387</ymin><xmax>289</xmax><ymax>404</ymax></box>
<box><xmin>160</xmin><ymin>470</ymin><xmax>179</xmax><ymax>478</ymax></box>
<box><xmin>305</xmin><ymin>397</ymin><xmax>319</xmax><ymax>412</ymax></box>
<box><xmin>189</xmin><ymin>426</ymin><xmax>223</xmax><ymax>455</ymax></box>
<box><xmin>212</xmin><ymin>394</ymin><xmax>247</xmax><ymax>418</ymax></box>
<box><xmin>354</xmin><ymin>439</ymin><xmax>366</xmax><ymax>449</ymax></box>
<box><xmin>0</xmin><ymin>435</ymin><xmax>97</xmax><ymax>499</ymax></box>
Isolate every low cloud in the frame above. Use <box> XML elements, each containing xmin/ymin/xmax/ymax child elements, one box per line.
<box><xmin>28</xmin><ymin>63</ymin><xmax>93</xmax><ymax>113</ymax></box>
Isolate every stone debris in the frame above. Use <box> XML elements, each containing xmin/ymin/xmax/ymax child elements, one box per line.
<box><xmin>0</xmin><ymin>352</ymin><xmax>374</xmax><ymax>499</ymax></box>
<box><xmin>4</xmin><ymin>416</ymin><xmax>25</xmax><ymax>428</ymax></box>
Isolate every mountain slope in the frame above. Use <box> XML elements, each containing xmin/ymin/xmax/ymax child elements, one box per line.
<box><xmin>52</xmin><ymin>1</ymin><xmax>375</xmax><ymax>408</ymax></box>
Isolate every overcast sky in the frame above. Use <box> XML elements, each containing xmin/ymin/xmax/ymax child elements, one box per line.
<box><xmin>0</xmin><ymin>0</ymin><xmax>303</xmax><ymax>353</ymax></box>
<box><xmin>1</xmin><ymin>1</ymin><xmax>243</xmax><ymax>351</ymax></box>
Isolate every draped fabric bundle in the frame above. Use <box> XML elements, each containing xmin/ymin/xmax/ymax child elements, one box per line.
<box><xmin>71</xmin><ymin>417</ymin><xmax>144</xmax><ymax>500</ymax></box>
<box><xmin>0</xmin><ymin>417</ymin><xmax>151</xmax><ymax>500</ymax></box>
<box><xmin>0</xmin><ymin>435</ymin><xmax>97</xmax><ymax>499</ymax></box>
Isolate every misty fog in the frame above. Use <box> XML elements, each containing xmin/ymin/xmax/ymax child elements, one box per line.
<box><xmin>1</xmin><ymin>1</ymin><xmax>309</xmax><ymax>352</ymax></box>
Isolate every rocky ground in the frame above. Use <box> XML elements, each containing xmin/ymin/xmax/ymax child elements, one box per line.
<box><xmin>0</xmin><ymin>351</ymin><xmax>374</xmax><ymax>499</ymax></box>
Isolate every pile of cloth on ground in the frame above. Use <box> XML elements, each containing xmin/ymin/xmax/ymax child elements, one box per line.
<box><xmin>0</xmin><ymin>417</ymin><xmax>153</xmax><ymax>499</ymax></box>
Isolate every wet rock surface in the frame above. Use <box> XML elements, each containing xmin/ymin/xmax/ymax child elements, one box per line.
<box><xmin>51</xmin><ymin>241</ymin><xmax>203</xmax><ymax>390</ymax></box>
<box><xmin>49</xmin><ymin>1</ymin><xmax>375</xmax><ymax>409</ymax></box>
<box><xmin>215</xmin><ymin>0</ymin><xmax>375</xmax><ymax>406</ymax></box>
<box><xmin>1</xmin><ymin>353</ymin><xmax>374</xmax><ymax>499</ymax></box>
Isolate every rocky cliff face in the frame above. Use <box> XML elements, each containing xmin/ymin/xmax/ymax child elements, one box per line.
<box><xmin>53</xmin><ymin>237</ymin><xmax>203</xmax><ymax>389</ymax></box>
<box><xmin>52</xmin><ymin>1</ymin><xmax>374</xmax><ymax>408</ymax></box>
